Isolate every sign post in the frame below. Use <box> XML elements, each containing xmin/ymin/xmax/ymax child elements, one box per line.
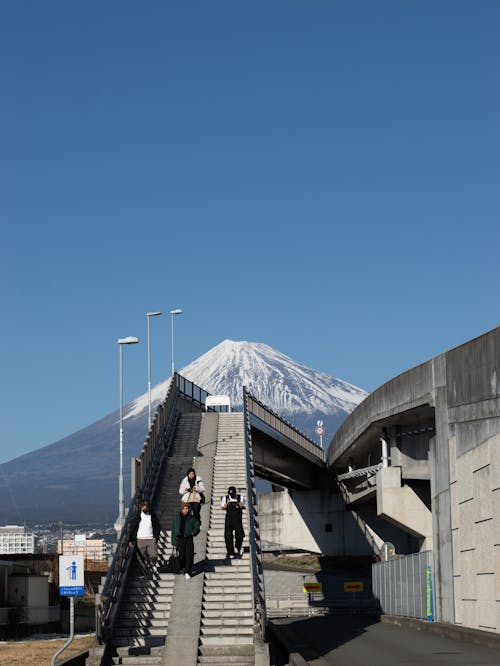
<box><xmin>315</xmin><ymin>420</ymin><xmax>324</xmax><ymax>448</ymax></box>
<box><xmin>51</xmin><ymin>555</ymin><xmax>85</xmax><ymax>666</ymax></box>
<box><xmin>344</xmin><ymin>581</ymin><xmax>363</xmax><ymax>601</ymax></box>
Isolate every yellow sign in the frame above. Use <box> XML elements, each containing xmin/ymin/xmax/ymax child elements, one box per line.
<box><xmin>344</xmin><ymin>581</ymin><xmax>363</xmax><ymax>592</ymax></box>
<box><xmin>303</xmin><ymin>582</ymin><xmax>322</xmax><ymax>593</ymax></box>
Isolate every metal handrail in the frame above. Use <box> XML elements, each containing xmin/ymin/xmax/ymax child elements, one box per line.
<box><xmin>175</xmin><ymin>373</ymin><xmax>210</xmax><ymax>409</ymax></box>
<box><xmin>243</xmin><ymin>389</ymin><xmax>268</xmax><ymax>642</ymax></box>
<box><xmin>245</xmin><ymin>390</ymin><xmax>325</xmax><ymax>464</ymax></box>
<box><xmin>95</xmin><ymin>374</ymin><xmax>180</xmax><ymax>645</ymax></box>
<box><xmin>337</xmin><ymin>463</ymin><xmax>382</xmax><ymax>481</ymax></box>
<box><xmin>95</xmin><ymin>371</ymin><xmax>212</xmax><ymax>648</ymax></box>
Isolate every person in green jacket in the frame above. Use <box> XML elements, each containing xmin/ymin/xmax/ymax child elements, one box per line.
<box><xmin>171</xmin><ymin>501</ymin><xmax>201</xmax><ymax>579</ymax></box>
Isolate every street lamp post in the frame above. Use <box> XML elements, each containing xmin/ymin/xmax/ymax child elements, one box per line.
<box><xmin>147</xmin><ymin>312</ymin><xmax>162</xmax><ymax>429</ymax></box>
<box><xmin>170</xmin><ymin>309</ymin><xmax>183</xmax><ymax>376</ymax></box>
<box><xmin>116</xmin><ymin>336</ymin><xmax>139</xmax><ymax>536</ymax></box>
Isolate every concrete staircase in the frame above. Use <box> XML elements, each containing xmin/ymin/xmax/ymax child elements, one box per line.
<box><xmin>160</xmin><ymin>413</ymin><xmax>217</xmax><ymax>666</ymax></box>
<box><xmin>197</xmin><ymin>413</ymin><xmax>256</xmax><ymax>666</ymax></box>
<box><xmin>107</xmin><ymin>413</ymin><xmax>203</xmax><ymax>665</ymax></box>
<box><xmin>100</xmin><ymin>411</ymin><xmax>264</xmax><ymax>666</ymax></box>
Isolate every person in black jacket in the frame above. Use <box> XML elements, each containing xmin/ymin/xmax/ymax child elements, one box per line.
<box><xmin>129</xmin><ymin>500</ymin><xmax>161</xmax><ymax>576</ymax></box>
<box><xmin>221</xmin><ymin>486</ymin><xmax>245</xmax><ymax>559</ymax></box>
<box><xmin>171</xmin><ymin>501</ymin><xmax>201</xmax><ymax>579</ymax></box>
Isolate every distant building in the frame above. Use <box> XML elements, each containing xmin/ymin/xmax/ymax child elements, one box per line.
<box><xmin>0</xmin><ymin>526</ymin><xmax>36</xmax><ymax>554</ymax></box>
<box><xmin>58</xmin><ymin>534</ymin><xmax>106</xmax><ymax>560</ymax></box>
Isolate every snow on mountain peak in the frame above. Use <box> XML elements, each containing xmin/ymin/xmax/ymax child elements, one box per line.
<box><xmin>179</xmin><ymin>339</ymin><xmax>367</xmax><ymax>416</ymax></box>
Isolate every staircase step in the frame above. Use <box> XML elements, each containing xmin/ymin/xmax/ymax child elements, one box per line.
<box><xmin>115</xmin><ymin>618</ymin><xmax>169</xmax><ymax>628</ymax></box>
<box><xmin>121</xmin><ymin>601</ymin><xmax>173</xmax><ymax>610</ymax></box>
<box><xmin>199</xmin><ymin>639</ymin><xmax>255</xmax><ymax>650</ymax></box>
<box><xmin>113</xmin><ymin>638</ymin><xmax>166</xmax><ymax>650</ymax></box>
<box><xmin>114</xmin><ymin>627</ymin><xmax>167</xmax><ymax>638</ymax></box>
<box><xmin>204</xmin><ymin>585</ymin><xmax>252</xmax><ymax>594</ymax></box>
<box><xmin>204</xmin><ymin>574</ymin><xmax>251</xmax><ymax>583</ymax></box>
<box><xmin>118</xmin><ymin>609</ymin><xmax>171</xmax><ymax>620</ymax></box>
<box><xmin>201</xmin><ymin>617</ymin><xmax>254</xmax><ymax>627</ymax></box>
<box><xmin>201</xmin><ymin>625</ymin><xmax>254</xmax><ymax>636</ymax></box>
<box><xmin>198</xmin><ymin>657</ymin><xmax>255</xmax><ymax>664</ymax></box>
<box><xmin>202</xmin><ymin>608</ymin><xmax>253</xmax><ymax>618</ymax></box>
<box><xmin>112</xmin><ymin>657</ymin><xmax>162</xmax><ymax>665</ymax></box>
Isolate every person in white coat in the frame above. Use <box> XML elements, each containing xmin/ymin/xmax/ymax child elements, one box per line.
<box><xmin>179</xmin><ymin>467</ymin><xmax>205</xmax><ymax>521</ymax></box>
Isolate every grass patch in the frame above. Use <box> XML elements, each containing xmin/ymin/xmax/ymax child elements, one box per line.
<box><xmin>265</xmin><ymin>553</ymin><xmax>320</xmax><ymax>570</ymax></box>
<box><xmin>0</xmin><ymin>633</ymin><xmax>95</xmax><ymax>665</ymax></box>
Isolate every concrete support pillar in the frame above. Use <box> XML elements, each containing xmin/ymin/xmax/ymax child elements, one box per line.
<box><xmin>376</xmin><ymin>467</ymin><xmax>433</xmax><ymax>548</ymax></box>
<box><xmin>389</xmin><ymin>425</ymin><xmax>399</xmax><ymax>467</ymax></box>
<box><xmin>380</xmin><ymin>435</ymin><xmax>389</xmax><ymax>468</ymax></box>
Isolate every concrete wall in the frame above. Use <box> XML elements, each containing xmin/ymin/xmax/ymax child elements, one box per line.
<box><xmin>258</xmin><ymin>489</ymin><xmax>374</xmax><ymax>556</ymax></box>
<box><xmin>445</xmin><ymin>328</ymin><xmax>500</xmax><ymax>633</ymax></box>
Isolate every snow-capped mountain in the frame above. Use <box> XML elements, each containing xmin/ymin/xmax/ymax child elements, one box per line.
<box><xmin>124</xmin><ymin>340</ymin><xmax>366</xmax><ymax>432</ymax></box>
<box><xmin>0</xmin><ymin>340</ymin><xmax>367</xmax><ymax>524</ymax></box>
<box><xmin>180</xmin><ymin>340</ymin><xmax>366</xmax><ymax>417</ymax></box>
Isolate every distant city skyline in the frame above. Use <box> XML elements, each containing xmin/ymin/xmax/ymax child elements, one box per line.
<box><xmin>1</xmin><ymin>2</ymin><xmax>499</xmax><ymax>464</ymax></box>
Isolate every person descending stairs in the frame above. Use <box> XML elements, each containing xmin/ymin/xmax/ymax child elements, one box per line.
<box><xmin>197</xmin><ymin>413</ymin><xmax>256</xmax><ymax>666</ymax></box>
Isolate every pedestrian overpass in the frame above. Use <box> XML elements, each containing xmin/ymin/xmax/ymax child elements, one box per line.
<box><xmin>87</xmin><ymin>373</ymin><xmax>325</xmax><ymax>665</ymax></box>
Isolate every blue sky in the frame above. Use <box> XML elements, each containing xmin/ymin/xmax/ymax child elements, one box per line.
<box><xmin>1</xmin><ymin>1</ymin><xmax>499</xmax><ymax>465</ymax></box>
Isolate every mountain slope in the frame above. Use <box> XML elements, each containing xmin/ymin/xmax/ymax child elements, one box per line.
<box><xmin>0</xmin><ymin>340</ymin><xmax>367</xmax><ymax>523</ymax></box>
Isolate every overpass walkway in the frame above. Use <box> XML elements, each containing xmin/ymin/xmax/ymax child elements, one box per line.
<box><xmin>88</xmin><ymin>409</ymin><xmax>267</xmax><ymax>666</ymax></box>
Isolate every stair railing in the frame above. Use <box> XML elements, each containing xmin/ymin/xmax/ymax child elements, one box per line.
<box><xmin>175</xmin><ymin>373</ymin><xmax>210</xmax><ymax>410</ymax></box>
<box><xmin>94</xmin><ymin>374</ymin><xmax>180</xmax><ymax>648</ymax></box>
<box><xmin>243</xmin><ymin>386</ymin><xmax>268</xmax><ymax>642</ymax></box>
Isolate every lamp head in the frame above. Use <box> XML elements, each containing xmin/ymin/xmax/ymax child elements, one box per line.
<box><xmin>117</xmin><ymin>336</ymin><xmax>139</xmax><ymax>345</ymax></box>
<box><xmin>170</xmin><ymin>309</ymin><xmax>183</xmax><ymax>315</ymax></box>
<box><xmin>147</xmin><ymin>311</ymin><xmax>162</xmax><ymax>317</ymax></box>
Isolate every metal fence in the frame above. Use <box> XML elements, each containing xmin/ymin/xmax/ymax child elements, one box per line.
<box><xmin>372</xmin><ymin>550</ymin><xmax>433</xmax><ymax>619</ymax></box>
<box><xmin>243</xmin><ymin>391</ymin><xmax>268</xmax><ymax>641</ymax></box>
<box><xmin>176</xmin><ymin>374</ymin><xmax>210</xmax><ymax>409</ymax></box>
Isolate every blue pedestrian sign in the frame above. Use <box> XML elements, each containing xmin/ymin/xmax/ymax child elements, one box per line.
<box><xmin>59</xmin><ymin>555</ymin><xmax>84</xmax><ymax>596</ymax></box>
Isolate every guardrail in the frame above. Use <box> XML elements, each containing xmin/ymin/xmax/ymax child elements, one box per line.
<box><xmin>245</xmin><ymin>390</ymin><xmax>325</xmax><ymax>465</ymax></box>
<box><xmin>130</xmin><ymin>377</ymin><xmax>178</xmax><ymax>497</ymax></box>
<box><xmin>243</xmin><ymin>390</ymin><xmax>268</xmax><ymax>642</ymax></box>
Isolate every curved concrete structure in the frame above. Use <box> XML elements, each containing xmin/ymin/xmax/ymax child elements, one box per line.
<box><xmin>327</xmin><ymin>326</ymin><xmax>500</xmax><ymax>633</ymax></box>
